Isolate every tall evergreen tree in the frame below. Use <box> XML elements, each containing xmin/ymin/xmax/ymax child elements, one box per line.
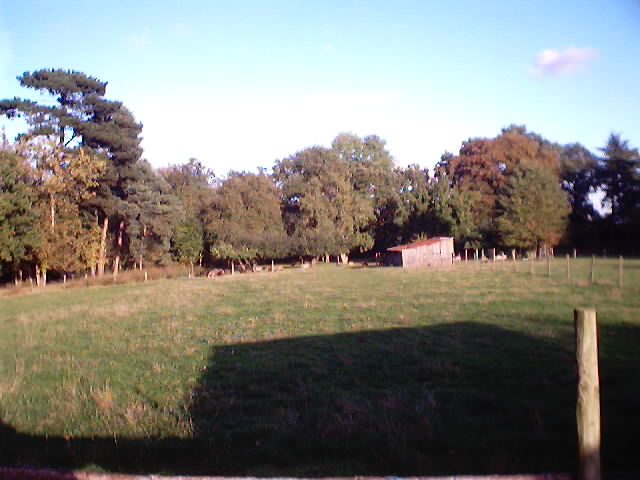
<box><xmin>598</xmin><ymin>134</ymin><xmax>640</xmax><ymax>225</ymax></box>
<box><xmin>1</xmin><ymin>69</ymin><xmax>154</xmax><ymax>274</ymax></box>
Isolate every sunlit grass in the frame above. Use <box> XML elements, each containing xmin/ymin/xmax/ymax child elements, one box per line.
<box><xmin>0</xmin><ymin>259</ymin><xmax>638</xmax><ymax>475</ymax></box>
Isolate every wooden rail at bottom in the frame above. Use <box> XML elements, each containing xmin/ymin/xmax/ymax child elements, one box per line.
<box><xmin>0</xmin><ymin>467</ymin><xmax>573</xmax><ymax>480</ymax></box>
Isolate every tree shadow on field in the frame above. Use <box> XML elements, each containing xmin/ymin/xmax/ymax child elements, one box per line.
<box><xmin>1</xmin><ymin>321</ymin><xmax>639</xmax><ymax>477</ymax></box>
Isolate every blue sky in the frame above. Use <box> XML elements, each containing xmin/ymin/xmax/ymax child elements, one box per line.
<box><xmin>1</xmin><ymin>0</ymin><xmax>638</xmax><ymax>175</ymax></box>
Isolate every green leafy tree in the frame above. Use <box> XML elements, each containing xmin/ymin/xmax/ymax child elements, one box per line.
<box><xmin>1</xmin><ymin>69</ymin><xmax>144</xmax><ymax>276</ymax></box>
<box><xmin>14</xmin><ymin>137</ymin><xmax>104</xmax><ymax>283</ymax></box>
<box><xmin>559</xmin><ymin>143</ymin><xmax>600</xmax><ymax>223</ymax></box>
<box><xmin>496</xmin><ymin>165</ymin><xmax>570</xmax><ymax>252</ymax></box>
<box><xmin>172</xmin><ymin>222</ymin><xmax>204</xmax><ymax>277</ymax></box>
<box><xmin>207</xmin><ymin>172</ymin><xmax>288</xmax><ymax>268</ymax></box>
<box><xmin>274</xmin><ymin>146</ymin><xmax>374</xmax><ymax>261</ymax></box>
<box><xmin>124</xmin><ymin>160</ymin><xmax>184</xmax><ymax>269</ymax></box>
<box><xmin>331</xmin><ymin>133</ymin><xmax>404</xmax><ymax>251</ymax></box>
<box><xmin>0</xmin><ymin>148</ymin><xmax>39</xmax><ymax>281</ymax></box>
<box><xmin>437</xmin><ymin>126</ymin><xmax>561</xmax><ymax>246</ymax></box>
<box><xmin>160</xmin><ymin>158</ymin><xmax>216</xmax><ymax>265</ymax></box>
<box><xmin>598</xmin><ymin>134</ymin><xmax>640</xmax><ymax>225</ymax></box>
<box><xmin>429</xmin><ymin>168</ymin><xmax>483</xmax><ymax>248</ymax></box>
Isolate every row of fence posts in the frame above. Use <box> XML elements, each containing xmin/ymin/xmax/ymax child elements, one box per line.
<box><xmin>460</xmin><ymin>249</ymin><xmax>626</xmax><ymax>288</ymax></box>
<box><xmin>560</xmin><ymin>255</ymin><xmax>624</xmax><ymax>288</ymax></box>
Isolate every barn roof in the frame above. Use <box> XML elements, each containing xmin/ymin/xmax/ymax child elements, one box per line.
<box><xmin>387</xmin><ymin>237</ymin><xmax>453</xmax><ymax>252</ymax></box>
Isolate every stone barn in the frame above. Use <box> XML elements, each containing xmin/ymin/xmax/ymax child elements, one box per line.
<box><xmin>386</xmin><ymin>237</ymin><xmax>455</xmax><ymax>268</ymax></box>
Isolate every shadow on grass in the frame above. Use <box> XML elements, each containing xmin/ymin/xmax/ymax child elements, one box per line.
<box><xmin>1</xmin><ymin>321</ymin><xmax>638</xmax><ymax>477</ymax></box>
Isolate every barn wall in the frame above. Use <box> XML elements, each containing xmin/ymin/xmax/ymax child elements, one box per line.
<box><xmin>399</xmin><ymin>238</ymin><xmax>454</xmax><ymax>268</ymax></box>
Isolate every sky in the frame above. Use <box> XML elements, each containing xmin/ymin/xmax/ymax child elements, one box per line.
<box><xmin>1</xmin><ymin>0</ymin><xmax>639</xmax><ymax>175</ymax></box>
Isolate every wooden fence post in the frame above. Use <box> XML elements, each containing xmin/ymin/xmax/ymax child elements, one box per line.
<box><xmin>590</xmin><ymin>255</ymin><xmax>595</xmax><ymax>284</ymax></box>
<box><xmin>566</xmin><ymin>254</ymin><xmax>571</xmax><ymax>281</ymax></box>
<box><xmin>618</xmin><ymin>256</ymin><xmax>623</xmax><ymax>288</ymax></box>
<box><xmin>574</xmin><ymin>308</ymin><xmax>601</xmax><ymax>480</ymax></box>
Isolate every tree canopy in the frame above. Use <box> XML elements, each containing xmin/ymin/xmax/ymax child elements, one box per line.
<box><xmin>1</xmin><ymin>67</ymin><xmax>636</xmax><ymax>283</ymax></box>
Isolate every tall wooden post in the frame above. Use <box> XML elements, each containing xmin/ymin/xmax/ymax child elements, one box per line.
<box><xmin>573</xmin><ymin>248</ymin><xmax>577</xmax><ymax>259</ymax></box>
<box><xmin>465</xmin><ymin>249</ymin><xmax>468</xmax><ymax>262</ymax></box>
<box><xmin>566</xmin><ymin>254</ymin><xmax>571</xmax><ymax>281</ymax></box>
<box><xmin>574</xmin><ymin>308</ymin><xmax>601</xmax><ymax>480</ymax></box>
<box><xmin>618</xmin><ymin>256</ymin><xmax>623</xmax><ymax>288</ymax></box>
<box><xmin>590</xmin><ymin>255</ymin><xmax>595</xmax><ymax>284</ymax></box>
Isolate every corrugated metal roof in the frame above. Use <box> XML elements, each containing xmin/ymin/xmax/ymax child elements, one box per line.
<box><xmin>387</xmin><ymin>237</ymin><xmax>453</xmax><ymax>252</ymax></box>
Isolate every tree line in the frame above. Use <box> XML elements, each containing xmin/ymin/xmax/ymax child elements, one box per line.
<box><xmin>1</xmin><ymin>69</ymin><xmax>638</xmax><ymax>284</ymax></box>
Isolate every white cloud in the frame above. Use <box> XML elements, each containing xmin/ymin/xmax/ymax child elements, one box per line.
<box><xmin>530</xmin><ymin>46</ymin><xmax>599</xmax><ymax>77</ymax></box>
<box><xmin>128</xmin><ymin>28</ymin><xmax>151</xmax><ymax>53</ymax></box>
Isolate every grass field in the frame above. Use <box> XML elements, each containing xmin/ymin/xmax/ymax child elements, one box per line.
<box><xmin>0</xmin><ymin>258</ymin><xmax>639</xmax><ymax>477</ymax></box>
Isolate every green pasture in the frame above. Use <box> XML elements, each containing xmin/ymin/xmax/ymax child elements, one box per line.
<box><xmin>0</xmin><ymin>258</ymin><xmax>638</xmax><ymax>476</ymax></box>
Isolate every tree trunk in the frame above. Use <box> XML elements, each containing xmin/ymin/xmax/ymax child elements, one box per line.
<box><xmin>97</xmin><ymin>216</ymin><xmax>109</xmax><ymax>276</ymax></box>
<box><xmin>49</xmin><ymin>193</ymin><xmax>56</xmax><ymax>232</ymax></box>
<box><xmin>112</xmin><ymin>221</ymin><xmax>124</xmax><ymax>278</ymax></box>
<box><xmin>139</xmin><ymin>254</ymin><xmax>143</xmax><ymax>271</ymax></box>
<box><xmin>340</xmin><ymin>253</ymin><xmax>349</xmax><ymax>264</ymax></box>
<box><xmin>113</xmin><ymin>256</ymin><xmax>120</xmax><ymax>281</ymax></box>
<box><xmin>231</xmin><ymin>261</ymin><xmax>234</xmax><ymax>275</ymax></box>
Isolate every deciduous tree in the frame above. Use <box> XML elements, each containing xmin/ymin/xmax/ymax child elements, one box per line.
<box><xmin>274</xmin><ymin>146</ymin><xmax>374</xmax><ymax>261</ymax></box>
<box><xmin>496</xmin><ymin>165</ymin><xmax>570</xmax><ymax>252</ymax></box>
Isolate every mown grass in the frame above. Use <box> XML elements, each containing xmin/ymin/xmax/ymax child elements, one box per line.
<box><xmin>0</xmin><ymin>258</ymin><xmax>639</xmax><ymax>476</ymax></box>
